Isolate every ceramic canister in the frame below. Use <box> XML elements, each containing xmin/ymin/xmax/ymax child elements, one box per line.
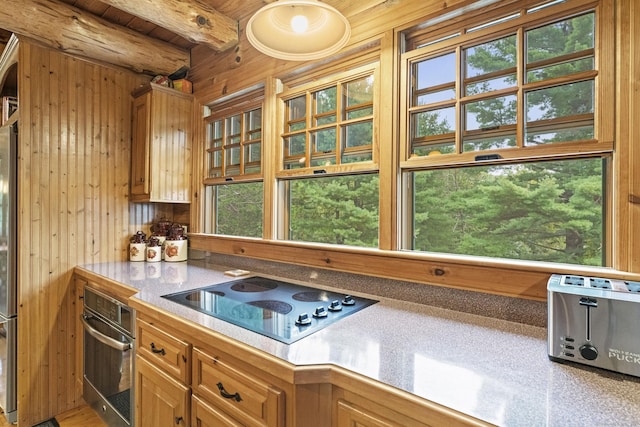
<box><xmin>129</xmin><ymin>242</ymin><xmax>146</xmax><ymax>261</ymax></box>
<box><xmin>164</xmin><ymin>239</ymin><xmax>187</xmax><ymax>262</ymax></box>
<box><xmin>145</xmin><ymin>236</ymin><xmax>162</xmax><ymax>262</ymax></box>
<box><xmin>146</xmin><ymin>245</ymin><xmax>161</xmax><ymax>262</ymax></box>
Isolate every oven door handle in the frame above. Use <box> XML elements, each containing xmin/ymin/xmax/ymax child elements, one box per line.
<box><xmin>81</xmin><ymin>314</ymin><xmax>132</xmax><ymax>352</ymax></box>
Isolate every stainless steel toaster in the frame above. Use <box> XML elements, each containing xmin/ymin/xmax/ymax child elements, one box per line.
<box><xmin>548</xmin><ymin>274</ymin><xmax>640</xmax><ymax>377</ymax></box>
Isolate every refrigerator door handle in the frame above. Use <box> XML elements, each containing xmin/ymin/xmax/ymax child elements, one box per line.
<box><xmin>81</xmin><ymin>314</ymin><xmax>131</xmax><ymax>351</ymax></box>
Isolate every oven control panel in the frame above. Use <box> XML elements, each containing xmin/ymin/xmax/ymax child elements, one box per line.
<box><xmin>84</xmin><ymin>287</ymin><xmax>133</xmax><ymax>335</ymax></box>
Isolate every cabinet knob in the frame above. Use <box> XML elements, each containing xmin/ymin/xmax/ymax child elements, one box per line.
<box><xmin>175</xmin><ymin>416</ymin><xmax>183</xmax><ymax>424</ymax></box>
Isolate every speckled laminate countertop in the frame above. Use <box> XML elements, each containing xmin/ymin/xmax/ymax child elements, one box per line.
<box><xmin>77</xmin><ymin>261</ymin><xmax>640</xmax><ymax>427</ymax></box>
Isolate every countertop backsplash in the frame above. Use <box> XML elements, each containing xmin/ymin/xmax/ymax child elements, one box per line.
<box><xmin>191</xmin><ymin>250</ymin><xmax>547</xmax><ymax>328</ymax></box>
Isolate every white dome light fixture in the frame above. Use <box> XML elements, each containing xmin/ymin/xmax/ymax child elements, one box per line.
<box><xmin>246</xmin><ymin>0</ymin><xmax>351</xmax><ymax>61</ymax></box>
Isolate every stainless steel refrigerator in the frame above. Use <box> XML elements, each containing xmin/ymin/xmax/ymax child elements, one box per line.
<box><xmin>0</xmin><ymin>123</ymin><xmax>17</xmax><ymax>423</ymax></box>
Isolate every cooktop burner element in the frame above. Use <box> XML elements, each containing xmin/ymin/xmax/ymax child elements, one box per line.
<box><xmin>162</xmin><ymin>276</ymin><xmax>378</xmax><ymax>344</ymax></box>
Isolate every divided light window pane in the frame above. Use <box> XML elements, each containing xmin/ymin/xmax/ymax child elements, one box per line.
<box><xmin>525</xmin><ymin>13</ymin><xmax>594</xmax><ymax>83</ymax></box>
<box><xmin>465</xmin><ymin>35</ymin><xmax>517</xmax><ymax>78</ymax></box>
<box><xmin>415</xmin><ymin>53</ymin><xmax>456</xmax><ymax>106</ymax></box>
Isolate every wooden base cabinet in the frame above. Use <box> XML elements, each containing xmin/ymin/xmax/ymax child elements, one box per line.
<box><xmin>128</xmin><ymin>305</ymin><xmax>487</xmax><ymax>427</ymax></box>
<box><xmin>135</xmin><ymin>314</ymin><xmax>192</xmax><ymax>426</ymax></box>
<box><xmin>135</xmin><ymin>355</ymin><xmax>190</xmax><ymax>427</ymax></box>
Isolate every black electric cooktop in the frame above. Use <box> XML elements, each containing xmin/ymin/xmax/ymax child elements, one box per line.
<box><xmin>162</xmin><ymin>276</ymin><xmax>378</xmax><ymax>344</ymax></box>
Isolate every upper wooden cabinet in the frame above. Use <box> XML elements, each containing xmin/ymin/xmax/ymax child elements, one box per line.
<box><xmin>130</xmin><ymin>83</ymin><xmax>192</xmax><ymax>203</ymax></box>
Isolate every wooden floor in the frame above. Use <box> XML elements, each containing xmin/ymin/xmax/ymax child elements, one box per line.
<box><xmin>0</xmin><ymin>404</ymin><xmax>107</xmax><ymax>427</ymax></box>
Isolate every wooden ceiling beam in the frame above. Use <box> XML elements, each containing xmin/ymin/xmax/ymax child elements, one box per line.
<box><xmin>0</xmin><ymin>0</ymin><xmax>190</xmax><ymax>75</ymax></box>
<box><xmin>98</xmin><ymin>0</ymin><xmax>238</xmax><ymax>52</ymax></box>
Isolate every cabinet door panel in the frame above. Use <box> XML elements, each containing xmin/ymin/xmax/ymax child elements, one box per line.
<box><xmin>336</xmin><ymin>399</ymin><xmax>395</xmax><ymax>427</ymax></box>
<box><xmin>136</xmin><ymin>355</ymin><xmax>190</xmax><ymax>427</ymax></box>
<box><xmin>131</xmin><ymin>92</ymin><xmax>150</xmax><ymax>196</ymax></box>
<box><xmin>130</xmin><ymin>84</ymin><xmax>192</xmax><ymax>203</ymax></box>
<box><xmin>192</xmin><ymin>395</ymin><xmax>243</xmax><ymax>427</ymax></box>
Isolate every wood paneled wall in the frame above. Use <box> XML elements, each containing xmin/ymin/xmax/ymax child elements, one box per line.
<box><xmin>15</xmin><ymin>40</ymin><xmax>154</xmax><ymax>426</ymax></box>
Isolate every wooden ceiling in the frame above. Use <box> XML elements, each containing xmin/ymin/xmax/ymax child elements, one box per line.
<box><xmin>0</xmin><ymin>0</ymin><xmax>272</xmax><ymax>48</ymax></box>
<box><xmin>0</xmin><ymin>0</ymin><xmax>389</xmax><ymax>76</ymax></box>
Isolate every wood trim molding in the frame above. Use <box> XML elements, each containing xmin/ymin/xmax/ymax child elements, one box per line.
<box><xmin>189</xmin><ymin>234</ymin><xmax>640</xmax><ymax>301</ymax></box>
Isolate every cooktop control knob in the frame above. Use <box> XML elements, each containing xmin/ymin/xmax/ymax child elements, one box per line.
<box><xmin>313</xmin><ymin>306</ymin><xmax>328</xmax><ymax>318</ymax></box>
<box><xmin>580</xmin><ymin>344</ymin><xmax>598</xmax><ymax>360</ymax></box>
<box><xmin>342</xmin><ymin>295</ymin><xmax>356</xmax><ymax>306</ymax></box>
<box><xmin>328</xmin><ymin>300</ymin><xmax>343</xmax><ymax>311</ymax></box>
<box><xmin>295</xmin><ymin>313</ymin><xmax>312</xmax><ymax>326</ymax></box>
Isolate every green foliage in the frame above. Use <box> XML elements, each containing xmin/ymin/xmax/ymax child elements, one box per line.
<box><xmin>289</xmin><ymin>175</ymin><xmax>379</xmax><ymax>247</ymax></box>
<box><xmin>215</xmin><ymin>183</ymin><xmax>263</xmax><ymax>238</ymax></box>
<box><xmin>412</xmin><ymin>159</ymin><xmax>603</xmax><ymax>265</ymax></box>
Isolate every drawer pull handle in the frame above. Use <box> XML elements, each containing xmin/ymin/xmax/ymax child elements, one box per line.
<box><xmin>217</xmin><ymin>382</ymin><xmax>242</xmax><ymax>402</ymax></box>
<box><xmin>150</xmin><ymin>342</ymin><xmax>166</xmax><ymax>356</ymax></box>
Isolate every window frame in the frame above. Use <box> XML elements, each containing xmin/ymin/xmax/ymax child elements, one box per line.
<box><xmin>398</xmin><ymin>0</ymin><xmax>614</xmax><ymax>264</ymax></box>
<box><xmin>273</xmin><ymin>63</ymin><xmax>381</xmax><ymax>243</ymax></box>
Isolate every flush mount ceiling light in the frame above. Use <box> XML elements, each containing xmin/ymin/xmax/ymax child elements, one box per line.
<box><xmin>246</xmin><ymin>0</ymin><xmax>351</xmax><ymax>61</ymax></box>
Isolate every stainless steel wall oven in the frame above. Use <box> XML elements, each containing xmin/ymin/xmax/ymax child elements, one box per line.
<box><xmin>82</xmin><ymin>287</ymin><xmax>135</xmax><ymax>427</ymax></box>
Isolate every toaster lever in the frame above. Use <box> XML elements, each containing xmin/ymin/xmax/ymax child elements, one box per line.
<box><xmin>579</xmin><ymin>297</ymin><xmax>598</xmax><ymax>307</ymax></box>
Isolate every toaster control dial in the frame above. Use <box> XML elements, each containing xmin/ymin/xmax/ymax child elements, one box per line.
<box><xmin>579</xmin><ymin>344</ymin><xmax>598</xmax><ymax>360</ymax></box>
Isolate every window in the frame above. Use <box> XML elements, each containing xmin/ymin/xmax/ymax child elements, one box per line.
<box><xmin>401</xmin><ymin>0</ymin><xmax>611</xmax><ymax>266</ymax></box>
<box><xmin>202</xmin><ymin>90</ymin><xmax>264</xmax><ymax>237</ymax></box>
<box><xmin>278</xmin><ymin>66</ymin><xmax>380</xmax><ymax>247</ymax></box>
<box><xmin>281</xmin><ymin>68</ymin><xmax>376</xmax><ymax>170</ymax></box>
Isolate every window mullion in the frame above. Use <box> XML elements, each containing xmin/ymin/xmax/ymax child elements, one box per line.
<box><xmin>516</xmin><ymin>26</ymin><xmax>525</xmax><ymax>149</ymax></box>
<box><xmin>239</xmin><ymin>112</ymin><xmax>246</xmax><ymax>175</ymax></box>
<box><xmin>455</xmin><ymin>45</ymin><xmax>462</xmax><ymax>154</ymax></box>
<box><xmin>336</xmin><ymin>82</ymin><xmax>343</xmax><ymax>165</ymax></box>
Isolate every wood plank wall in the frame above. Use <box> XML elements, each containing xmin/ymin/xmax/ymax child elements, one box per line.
<box><xmin>617</xmin><ymin>0</ymin><xmax>640</xmax><ymax>271</ymax></box>
<box><xmin>14</xmin><ymin>40</ymin><xmax>163</xmax><ymax>426</ymax></box>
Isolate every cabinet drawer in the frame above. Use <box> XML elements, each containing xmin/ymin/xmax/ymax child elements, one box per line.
<box><xmin>192</xmin><ymin>347</ymin><xmax>284</xmax><ymax>427</ymax></box>
<box><xmin>137</xmin><ymin>318</ymin><xmax>191</xmax><ymax>384</ymax></box>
